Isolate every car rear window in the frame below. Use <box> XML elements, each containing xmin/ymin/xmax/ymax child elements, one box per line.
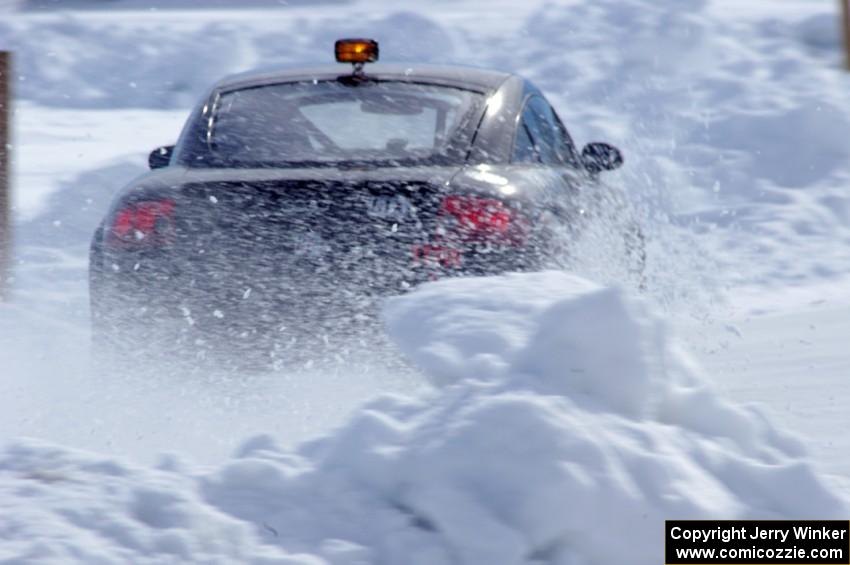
<box><xmin>183</xmin><ymin>81</ymin><xmax>484</xmax><ymax>168</ymax></box>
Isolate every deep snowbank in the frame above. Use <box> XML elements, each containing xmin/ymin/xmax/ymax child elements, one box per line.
<box><xmin>2</xmin><ymin>272</ymin><xmax>844</xmax><ymax>564</ymax></box>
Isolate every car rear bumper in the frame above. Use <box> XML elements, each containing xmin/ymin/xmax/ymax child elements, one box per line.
<box><xmin>90</xmin><ymin>242</ymin><xmax>540</xmax><ymax>366</ymax></box>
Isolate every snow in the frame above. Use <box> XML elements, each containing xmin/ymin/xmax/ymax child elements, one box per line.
<box><xmin>11</xmin><ymin>104</ymin><xmax>185</xmax><ymax>220</ymax></box>
<box><xmin>3</xmin><ymin>273</ymin><xmax>846</xmax><ymax>565</ymax></box>
<box><xmin>2</xmin><ymin>0</ymin><xmax>850</xmax><ymax>561</ymax></box>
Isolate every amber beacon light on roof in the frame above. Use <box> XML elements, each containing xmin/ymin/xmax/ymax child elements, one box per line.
<box><xmin>335</xmin><ymin>38</ymin><xmax>379</xmax><ymax>76</ymax></box>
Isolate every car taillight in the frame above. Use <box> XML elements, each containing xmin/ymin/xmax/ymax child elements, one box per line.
<box><xmin>439</xmin><ymin>194</ymin><xmax>528</xmax><ymax>245</ymax></box>
<box><xmin>107</xmin><ymin>199</ymin><xmax>175</xmax><ymax>247</ymax></box>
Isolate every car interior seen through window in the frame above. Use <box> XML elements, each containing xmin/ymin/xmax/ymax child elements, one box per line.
<box><xmin>207</xmin><ymin>81</ymin><xmax>483</xmax><ymax>166</ymax></box>
<box><xmin>513</xmin><ymin>95</ymin><xmax>580</xmax><ymax>167</ymax></box>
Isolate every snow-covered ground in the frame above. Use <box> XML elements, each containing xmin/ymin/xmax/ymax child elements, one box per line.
<box><xmin>5</xmin><ymin>272</ymin><xmax>848</xmax><ymax>564</ymax></box>
<box><xmin>2</xmin><ymin>0</ymin><xmax>850</xmax><ymax>562</ymax></box>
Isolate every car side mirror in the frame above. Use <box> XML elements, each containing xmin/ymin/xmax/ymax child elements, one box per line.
<box><xmin>148</xmin><ymin>145</ymin><xmax>175</xmax><ymax>170</ymax></box>
<box><xmin>581</xmin><ymin>142</ymin><xmax>623</xmax><ymax>174</ymax></box>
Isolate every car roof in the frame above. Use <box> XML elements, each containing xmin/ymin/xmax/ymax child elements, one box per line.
<box><xmin>214</xmin><ymin>63</ymin><xmax>514</xmax><ymax>94</ymax></box>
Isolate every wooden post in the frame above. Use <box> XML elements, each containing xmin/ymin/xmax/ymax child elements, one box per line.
<box><xmin>843</xmin><ymin>0</ymin><xmax>850</xmax><ymax>70</ymax></box>
<box><xmin>0</xmin><ymin>52</ymin><xmax>9</xmax><ymax>301</ymax></box>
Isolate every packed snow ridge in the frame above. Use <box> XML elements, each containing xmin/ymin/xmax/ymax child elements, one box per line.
<box><xmin>1</xmin><ymin>272</ymin><xmax>844</xmax><ymax>564</ymax></box>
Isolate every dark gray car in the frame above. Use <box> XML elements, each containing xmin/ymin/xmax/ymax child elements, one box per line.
<box><xmin>89</xmin><ymin>46</ymin><xmax>633</xmax><ymax>370</ymax></box>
